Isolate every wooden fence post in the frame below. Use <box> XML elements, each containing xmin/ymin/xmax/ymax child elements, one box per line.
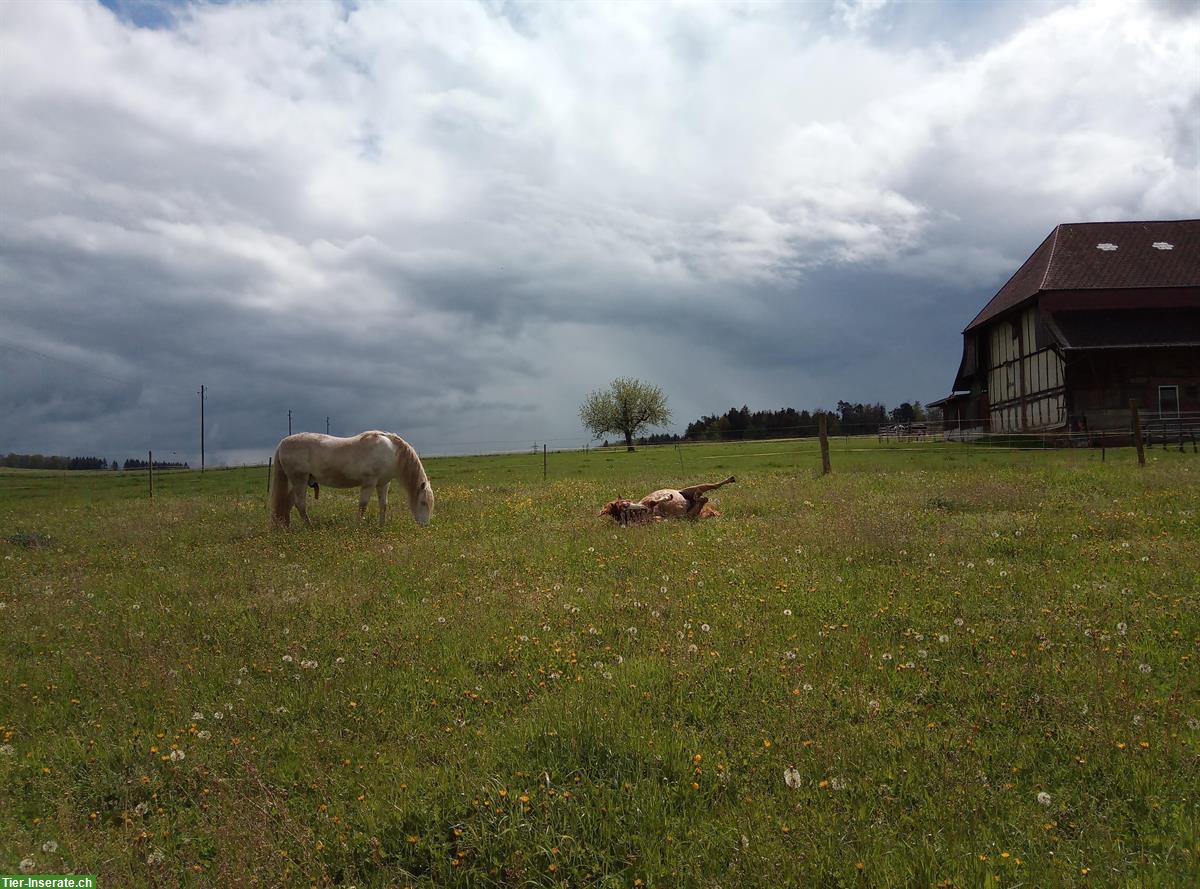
<box><xmin>148</xmin><ymin>450</ymin><xmax>153</xmax><ymax>498</ymax></box>
<box><xmin>543</xmin><ymin>444</ymin><xmax>547</xmax><ymax>481</ymax></box>
<box><xmin>1129</xmin><ymin>400</ymin><xmax>1145</xmax><ymax>467</ymax></box>
<box><xmin>267</xmin><ymin>456</ymin><xmax>272</xmax><ymax>494</ymax></box>
<box><xmin>818</xmin><ymin>413</ymin><xmax>831</xmax><ymax>475</ymax></box>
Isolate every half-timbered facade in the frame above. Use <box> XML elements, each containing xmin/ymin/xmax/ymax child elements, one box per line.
<box><xmin>939</xmin><ymin>220</ymin><xmax>1200</xmax><ymax>432</ymax></box>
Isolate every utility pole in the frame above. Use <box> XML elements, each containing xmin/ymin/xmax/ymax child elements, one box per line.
<box><xmin>288</xmin><ymin>409</ymin><xmax>292</xmax><ymax>437</ymax></box>
<box><xmin>199</xmin><ymin>384</ymin><xmax>206</xmax><ymax>472</ymax></box>
<box><xmin>326</xmin><ymin>416</ymin><xmax>330</xmax><ymax>435</ymax></box>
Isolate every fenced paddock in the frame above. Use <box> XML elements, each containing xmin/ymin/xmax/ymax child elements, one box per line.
<box><xmin>0</xmin><ymin>440</ymin><xmax>1197</xmax><ymax>887</ymax></box>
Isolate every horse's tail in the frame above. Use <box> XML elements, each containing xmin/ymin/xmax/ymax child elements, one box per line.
<box><xmin>269</xmin><ymin>446</ymin><xmax>291</xmax><ymax>528</ymax></box>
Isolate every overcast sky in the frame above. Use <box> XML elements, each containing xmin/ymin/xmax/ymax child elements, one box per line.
<box><xmin>1</xmin><ymin>0</ymin><xmax>1197</xmax><ymax>462</ymax></box>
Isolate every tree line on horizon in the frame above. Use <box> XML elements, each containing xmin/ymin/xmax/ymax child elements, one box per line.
<box><xmin>1</xmin><ymin>453</ymin><xmax>190</xmax><ymax>471</ymax></box>
<box><xmin>633</xmin><ymin>400</ymin><xmax>935</xmax><ymax>445</ymax></box>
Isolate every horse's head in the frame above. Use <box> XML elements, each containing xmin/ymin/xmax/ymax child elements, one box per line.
<box><xmin>598</xmin><ymin>498</ymin><xmax>626</xmax><ymax>520</ymax></box>
<box><xmin>409</xmin><ymin>478</ymin><xmax>435</xmax><ymax>527</ymax></box>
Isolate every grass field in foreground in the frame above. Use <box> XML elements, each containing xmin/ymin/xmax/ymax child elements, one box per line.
<box><xmin>1</xmin><ymin>439</ymin><xmax>1197</xmax><ymax>887</ymax></box>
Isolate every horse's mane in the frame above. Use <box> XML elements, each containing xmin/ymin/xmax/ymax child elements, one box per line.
<box><xmin>383</xmin><ymin>432</ymin><xmax>427</xmax><ymax>495</ymax></box>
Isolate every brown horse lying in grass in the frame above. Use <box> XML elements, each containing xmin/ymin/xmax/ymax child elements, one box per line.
<box><xmin>599</xmin><ymin>476</ymin><xmax>735</xmax><ymax>525</ymax></box>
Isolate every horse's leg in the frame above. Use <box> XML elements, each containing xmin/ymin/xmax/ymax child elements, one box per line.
<box><xmin>376</xmin><ymin>481</ymin><xmax>389</xmax><ymax>527</ymax></box>
<box><xmin>358</xmin><ymin>483</ymin><xmax>373</xmax><ymax>523</ymax></box>
<box><xmin>685</xmin><ymin>494</ymin><xmax>709</xmax><ymax>518</ymax></box>
<box><xmin>293</xmin><ymin>480</ymin><xmax>312</xmax><ymax>528</ymax></box>
<box><xmin>676</xmin><ymin>476</ymin><xmax>736</xmax><ymax>500</ymax></box>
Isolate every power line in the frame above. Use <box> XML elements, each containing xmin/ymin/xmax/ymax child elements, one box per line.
<box><xmin>0</xmin><ymin>338</ymin><xmax>138</xmax><ymax>386</ymax></box>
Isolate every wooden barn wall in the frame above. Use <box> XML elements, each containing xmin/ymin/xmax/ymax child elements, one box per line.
<box><xmin>985</xmin><ymin>306</ymin><xmax>1066</xmax><ymax>432</ymax></box>
<box><xmin>1066</xmin><ymin>346</ymin><xmax>1200</xmax><ymax>429</ymax></box>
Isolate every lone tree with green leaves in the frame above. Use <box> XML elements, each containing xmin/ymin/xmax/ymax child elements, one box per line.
<box><xmin>579</xmin><ymin>377</ymin><xmax>672</xmax><ymax>451</ymax></box>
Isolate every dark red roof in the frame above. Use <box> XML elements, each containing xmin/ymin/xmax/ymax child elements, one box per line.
<box><xmin>964</xmin><ymin>219</ymin><xmax>1200</xmax><ymax>332</ymax></box>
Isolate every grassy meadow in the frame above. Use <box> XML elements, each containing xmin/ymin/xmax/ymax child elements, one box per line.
<box><xmin>1</xmin><ymin>438</ymin><xmax>1197</xmax><ymax>887</ymax></box>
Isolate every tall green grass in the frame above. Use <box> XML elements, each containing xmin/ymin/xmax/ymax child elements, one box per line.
<box><xmin>1</xmin><ymin>440</ymin><xmax>1197</xmax><ymax>886</ymax></box>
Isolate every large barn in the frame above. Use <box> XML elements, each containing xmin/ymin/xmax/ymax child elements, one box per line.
<box><xmin>935</xmin><ymin>219</ymin><xmax>1200</xmax><ymax>433</ymax></box>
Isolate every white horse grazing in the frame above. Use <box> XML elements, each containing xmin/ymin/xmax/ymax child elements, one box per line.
<box><xmin>269</xmin><ymin>431</ymin><xmax>434</xmax><ymax>529</ymax></box>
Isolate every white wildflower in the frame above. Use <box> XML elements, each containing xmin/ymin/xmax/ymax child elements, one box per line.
<box><xmin>146</xmin><ymin>848</ymin><xmax>165</xmax><ymax>866</ymax></box>
<box><xmin>197</xmin><ymin>730</ymin><xmax>211</xmax><ymax>740</ymax></box>
<box><xmin>1037</xmin><ymin>791</ymin><xmax>1051</xmax><ymax>806</ymax></box>
<box><xmin>19</xmin><ymin>857</ymin><xmax>36</xmax><ymax>874</ymax></box>
<box><xmin>1139</xmin><ymin>663</ymin><xmax>1151</xmax><ymax>674</ymax></box>
<box><xmin>783</xmin><ymin>767</ymin><xmax>802</xmax><ymax>789</ymax></box>
<box><xmin>281</xmin><ymin>655</ymin><xmax>293</xmax><ymax>663</ymax></box>
<box><xmin>42</xmin><ymin>840</ymin><xmax>57</xmax><ymax>853</ymax></box>
<box><xmin>783</xmin><ymin>609</ymin><xmax>792</xmax><ymax>617</ymax></box>
<box><xmin>938</xmin><ymin>634</ymin><xmax>949</xmax><ymax>643</ymax></box>
<box><xmin>1117</xmin><ymin>622</ymin><xmax>1127</xmax><ymax>635</ymax></box>
<box><xmin>169</xmin><ymin>749</ymin><xmax>185</xmax><ymax>762</ymax></box>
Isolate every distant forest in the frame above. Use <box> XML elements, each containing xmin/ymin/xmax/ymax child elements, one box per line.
<box><xmin>2</xmin><ymin>453</ymin><xmax>112</xmax><ymax>471</ymax></box>
<box><xmin>122</xmin><ymin>459</ymin><xmax>190</xmax><ymax>470</ymax></box>
<box><xmin>633</xmin><ymin>400</ymin><xmax>936</xmax><ymax>445</ymax></box>
<box><xmin>1</xmin><ymin>454</ymin><xmax>189</xmax><ymax>471</ymax></box>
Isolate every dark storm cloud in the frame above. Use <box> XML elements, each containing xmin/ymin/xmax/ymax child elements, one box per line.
<box><xmin>1</xmin><ymin>0</ymin><xmax>1197</xmax><ymax>461</ymax></box>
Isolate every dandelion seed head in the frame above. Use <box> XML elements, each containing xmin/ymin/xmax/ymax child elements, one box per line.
<box><xmin>42</xmin><ymin>840</ymin><xmax>57</xmax><ymax>853</ymax></box>
<box><xmin>783</xmin><ymin>767</ymin><xmax>802</xmax><ymax>789</ymax></box>
<box><xmin>19</xmin><ymin>858</ymin><xmax>36</xmax><ymax>874</ymax></box>
<box><xmin>1037</xmin><ymin>791</ymin><xmax>1051</xmax><ymax>806</ymax></box>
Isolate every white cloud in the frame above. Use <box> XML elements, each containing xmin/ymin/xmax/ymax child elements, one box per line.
<box><xmin>0</xmin><ymin>0</ymin><xmax>1196</xmax><ymax>457</ymax></box>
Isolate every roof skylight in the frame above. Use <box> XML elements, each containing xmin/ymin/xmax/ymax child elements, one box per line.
<box><xmin>1152</xmin><ymin>241</ymin><xmax>1173</xmax><ymax>250</ymax></box>
<box><xmin>1096</xmin><ymin>243</ymin><xmax>1118</xmax><ymax>251</ymax></box>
